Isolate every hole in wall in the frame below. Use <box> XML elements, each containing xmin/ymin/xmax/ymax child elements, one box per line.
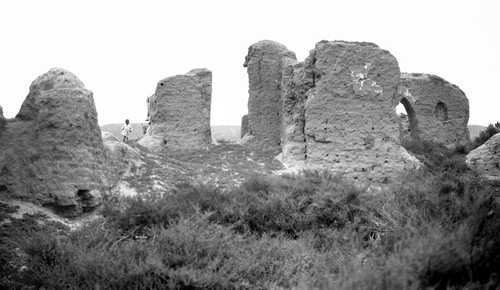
<box><xmin>76</xmin><ymin>189</ymin><xmax>90</xmax><ymax>197</ymax></box>
<box><xmin>435</xmin><ymin>101</ymin><xmax>448</xmax><ymax>122</ymax></box>
<box><xmin>397</xmin><ymin>97</ymin><xmax>419</xmax><ymax>139</ymax></box>
<box><xmin>396</xmin><ymin>103</ymin><xmax>406</xmax><ymax>115</ymax></box>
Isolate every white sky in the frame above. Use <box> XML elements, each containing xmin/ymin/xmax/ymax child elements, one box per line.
<box><xmin>1</xmin><ymin>0</ymin><xmax>499</xmax><ymax>126</ymax></box>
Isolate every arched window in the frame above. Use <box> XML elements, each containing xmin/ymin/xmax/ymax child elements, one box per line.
<box><xmin>396</xmin><ymin>97</ymin><xmax>419</xmax><ymax>139</ymax></box>
<box><xmin>435</xmin><ymin>101</ymin><xmax>448</xmax><ymax>122</ymax></box>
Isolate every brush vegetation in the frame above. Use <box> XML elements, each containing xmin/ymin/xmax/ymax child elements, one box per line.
<box><xmin>471</xmin><ymin>122</ymin><xmax>500</xmax><ymax>149</ymax></box>
<box><xmin>1</xmin><ymin>139</ymin><xmax>500</xmax><ymax>289</ymax></box>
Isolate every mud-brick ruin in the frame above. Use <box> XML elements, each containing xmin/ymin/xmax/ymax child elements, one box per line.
<box><xmin>466</xmin><ymin>133</ymin><xmax>500</xmax><ymax>180</ymax></box>
<box><xmin>0</xmin><ymin>68</ymin><xmax>145</xmax><ymax>216</ymax></box>
<box><xmin>241</xmin><ymin>41</ymin><xmax>297</xmax><ymax>148</ymax></box>
<box><xmin>241</xmin><ymin>40</ymin><xmax>470</xmax><ymax>182</ymax></box>
<box><xmin>397</xmin><ymin>73</ymin><xmax>470</xmax><ymax>144</ymax></box>
<box><xmin>0</xmin><ymin>40</ymin><xmax>474</xmax><ymax>217</ymax></box>
<box><xmin>139</xmin><ymin>68</ymin><xmax>212</xmax><ymax>150</ymax></box>
<box><xmin>0</xmin><ymin>68</ymin><xmax>112</xmax><ymax>216</ymax></box>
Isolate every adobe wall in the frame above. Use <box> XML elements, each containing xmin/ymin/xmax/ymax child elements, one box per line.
<box><xmin>0</xmin><ymin>68</ymin><xmax>111</xmax><ymax>216</ymax></box>
<box><xmin>242</xmin><ymin>40</ymin><xmax>296</xmax><ymax>148</ymax></box>
<box><xmin>397</xmin><ymin>73</ymin><xmax>470</xmax><ymax>145</ymax></box>
<box><xmin>139</xmin><ymin>68</ymin><xmax>212</xmax><ymax>150</ymax></box>
<box><xmin>281</xmin><ymin>41</ymin><xmax>419</xmax><ymax>182</ymax></box>
<box><xmin>241</xmin><ymin>114</ymin><xmax>249</xmax><ymax>138</ymax></box>
<box><xmin>466</xmin><ymin>133</ymin><xmax>500</xmax><ymax>180</ymax></box>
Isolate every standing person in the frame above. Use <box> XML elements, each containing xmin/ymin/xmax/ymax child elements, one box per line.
<box><xmin>121</xmin><ymin>119</ymin><xmax>133</xmax><ymax>142</ymax></box>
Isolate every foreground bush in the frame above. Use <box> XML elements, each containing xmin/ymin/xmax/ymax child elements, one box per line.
<box><xmin>402</xmin><ymin>138</ymin><xmax>469</xmax><ymax>174</ymax></box>
<box><xmin>472</xmin><ymin>122</ymin><xmax>500</xmax><ymax>149</ymax></box>
<box><xmin>1</xmin><ymin>143</ymin><xmax>499</xmax><ymax>289</ymax></box>
<box><xmin>100</xmin><ymin>182</ymin><xmax>230</xmax><ymax>237</ymax></box>
<box><xmin>0</xmin><ymin>205</ymin><xmax>69</xmax><ymax>289</ymax></box>
<box><xmin>13</xmin><ymin>213</ymin><xmax>344</xmax><ymax>289</ymax></box>
<box><xmin>100</xmin><ymin>171</ymin><xmax>374</xmax><ymax>241</ymax></box>
<box><xmin>340</xmin><ymin>189</ymin><xmax>500</xmax><ymax>289</ymax></box>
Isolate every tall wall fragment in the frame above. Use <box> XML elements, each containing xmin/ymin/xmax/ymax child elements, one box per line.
<box><xmin>281</xmin><ymin>59</ymin><xmax>309</xmax><ymax>166</ymax></box>
<box><xmin>280</xmin><ymin>41</ymin><xmax>420</xmax><ymax>182</ymax></box>
<box><xmin>241</xmin><ymin>114</ymin><xmax>249</xmax><ymax>138</ymax></box>
<box><xmin>0</xmin><ymin>68</ymin><xmax>111</xmax><ymax>216</ymax></box>
<box><xmin>139</xmin><ymin>68</ymin><xmax>212</xmax><ymax>150</ymax></box>
<box><xmin>0</xmin><ymin>105</ymin><xmax>5</xmax><ymax>128</ymax></box>
<box><xmin>242</xmin><ymin>40</ymin><xmax>296</xmax><ymax>148</ymax></box>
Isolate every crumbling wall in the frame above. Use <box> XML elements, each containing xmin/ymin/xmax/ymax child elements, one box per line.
<box><xmin>466</xmin><ymin>133</ymin><xmax>500</xmax><ymax>180</ymax></box>
<box><xmin>280</xmin><ymin>59</ymin><xmax>310</xmax><ymax>166</ymax></box>
<box><xmin>0</xmin><ymin>68</ymin><xmax>111</xmax><ymax>216</ymax></box>
<box><xmin>396</xmin><ymin>87</ymin><xmax>421</xmax><ymax>142</ymax></box>
<box><xmin>280</xmin><ymin>41</ymin><xmax>420</xmax><ymax>182</ymax></box>
<box><xmin>146</xmin><ymin>94</ymin><xmax>154</xmax><ymax>122</ymax></box>
<box><xmin>241</xmin><ymin>114</ymin><xmax>249</xmax><ymax>138</ymax></box>
<box><xmin>397</xmin><ymin>73</ymin><xmax>470</xmax><ymax>145</ymax></box>
<box><xmin>139</xmin><ymin>68</ymin><xmax>212</xmax><ymax>150</ymax></box>
<box><xmin>0</xmin><ymin>105</ymin><xmax>5</xmax><ymax>131</ymax></box>
<box><xmin>242</xmin><ymin>40</ymin><xmax>296</xmax><ymax>148</ymax></box>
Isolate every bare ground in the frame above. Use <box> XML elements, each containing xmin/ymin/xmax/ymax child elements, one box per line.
<box><xmin>2</xmin><ymin>142</ymin><xmax>283</xmax><ymax>224</ymax></box>
<box><xmin>126</xmin><ymin>142</ymin><xmax>283</xmax><ymax>194</ymax></box>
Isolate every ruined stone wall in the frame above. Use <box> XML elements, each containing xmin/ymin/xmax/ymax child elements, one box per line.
<box><xmin>241</xmin><ymin>114</ymin><xmax>249</xmax><ymax>138</ymax></box>
<box><xmin>242</xmin><ymin>40</ymin><xmax>296</xmax><ymax>148</ymax></box>
<box><xmin>280</xmin><ymin>41</ymin><xmax>419</xmax><ymax>182</ymax></box>
<box><xmin>281</xmin><ymin>59</ymin><xmax>309</xmax><ymax>166</ymax></box>
<box><xmin>466</xmin><ymin>133</ymin><xmax>500</xmax><ymax>180</ymax></box>
<box><xmin>395</xmin><ymin>88</ymin><xmax>421</xmax><ymax>142</ymax></box>
<box><xmin>139</xmin><ymin>68</ymin><xmax>212</xmax><ymax>150</ymax></box>
<box><xmin>146</xmin><ymin>94</ymin><xmax>155</xmax><ymax>121</ymax></box>
<box><xmin>397</xmin><ymin>73</ymin><xmax>470</xmax><ymax>145</ymax></box>
<box><xmin>0</xmin><ymin>68</ymin><xmax>111</xmax><ymax>216</ymax></box>
<box><xmin>0</xmin><ymin>105</ymin><xmax>5</xmax><ymax>128</ymax></box>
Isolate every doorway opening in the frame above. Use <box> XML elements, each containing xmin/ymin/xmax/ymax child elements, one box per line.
<box><xmin>396</xmin><ymin>97</ymin><xmax>419</xmax><ymax>140</ymax></box>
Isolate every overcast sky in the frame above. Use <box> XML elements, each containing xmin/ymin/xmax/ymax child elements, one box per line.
<box><xmin>1</xmin><ymin>0</ymin><xmax>499</xmax><ymax>126</ymax></box>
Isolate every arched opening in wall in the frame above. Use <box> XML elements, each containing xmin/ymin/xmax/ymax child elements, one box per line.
<box><xmin>435</xmin><ymin>101</ymin><xmax>448</xmax><ymax>122</ymax></box>
<box><xmin>396</xmin><ymin>97</ymin><xmax>419</xmax><ymax>140</ymax></box>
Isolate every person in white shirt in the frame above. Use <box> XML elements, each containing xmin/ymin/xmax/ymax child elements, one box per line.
<box><xmin>121</xmin><ymin>119</ymin><xmax>133</xmax><ymax>142</ymax></box>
